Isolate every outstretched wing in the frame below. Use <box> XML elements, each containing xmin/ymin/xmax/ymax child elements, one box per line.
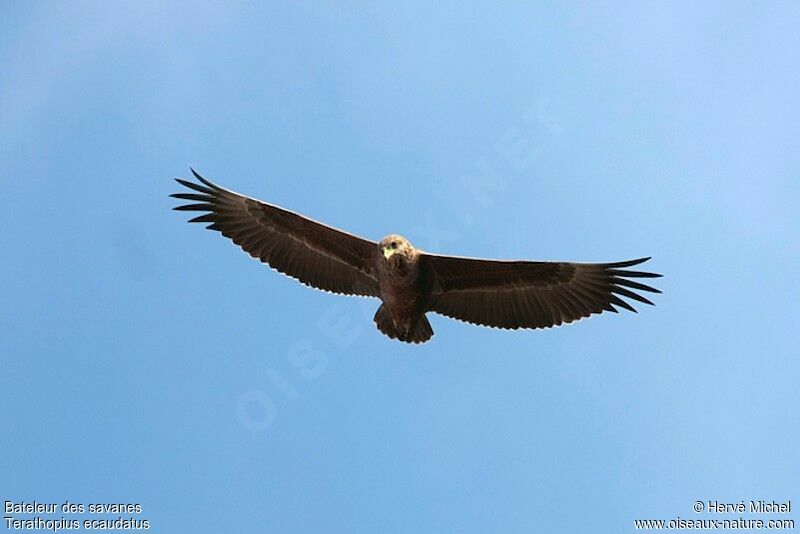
<box><xmin>172</xmin><ymin>169</ymin><xmax>380</xmax><ymax>297</ymax></box>
<box><xmin>422</xmin><ymin>254</ymin><xmax>661</xmax><ymax>329</ymax></box>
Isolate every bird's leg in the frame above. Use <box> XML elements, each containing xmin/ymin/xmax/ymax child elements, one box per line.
<box><xmin>397</xmin><ymin>326</ymin><xmax>409</xmax><ymax>341</ymax></box>
<box><xmin>395</xmin><ymin>319</ymin><xmax>413</xmax><ymax>341</ymax></box>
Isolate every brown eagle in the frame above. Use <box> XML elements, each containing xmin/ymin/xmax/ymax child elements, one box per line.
<box><xmin>172</xmin><ymin>170</ymin><xmax>661</xmax><ymax>343</ymax></box>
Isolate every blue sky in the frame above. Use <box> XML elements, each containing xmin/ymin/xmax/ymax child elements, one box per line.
<box><xmin>1</xmin><ymin>2</ymin><xmax>798</xmax><ymax>532</ymax></box>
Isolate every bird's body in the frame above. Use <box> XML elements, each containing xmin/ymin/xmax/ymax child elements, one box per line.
<box><xmin>172</xmin><ymin>170</ymin><xmax>662</xmax><ymax>343</ymax></box>
<box><xmin>374</xmin><ymin>235</ymin><xmax>430</xmax><ymax>342</ymax></box>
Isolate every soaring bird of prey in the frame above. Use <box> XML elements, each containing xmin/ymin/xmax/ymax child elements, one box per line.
<box><xmin>172</xmin><ymin>170</ymin><xmax>661</xmax><ymax>343</ymax></box>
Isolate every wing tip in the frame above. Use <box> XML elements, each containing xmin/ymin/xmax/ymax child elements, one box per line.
<box><xmin>189</xmin><ymin>167</ymin><xmax>221</xmax><ymax>190</ymax></box>
<box><xmin>605</xmin><ymin>256</ymin><xmax>663</xmax><ymax>279</ymax></box>
<box><xmin>609</xmin><ymin>256</ymin><xmax>648</xmax><ymax>267</ymax></box>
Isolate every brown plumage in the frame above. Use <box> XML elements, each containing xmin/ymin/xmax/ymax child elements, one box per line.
<box><xmin>172</xmin><ymin>170</ymin><xmax>662</xmax><ymax>343</ymax></box>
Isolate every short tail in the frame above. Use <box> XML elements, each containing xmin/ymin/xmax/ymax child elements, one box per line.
<box><xmin>373</xmin><ymin>305</ymin><xmax>434</xmax><ymax>344</ymax></box>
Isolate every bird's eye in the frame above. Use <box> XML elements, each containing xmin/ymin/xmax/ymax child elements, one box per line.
<box><xmin>391</xmin><ymin>242</ymin><xmax>398</xmax><ymax>249</ymax></box>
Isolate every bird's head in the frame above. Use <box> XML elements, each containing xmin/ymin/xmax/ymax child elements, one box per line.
<box><xmin>379</xmin><ymin>235</ymin><xmax>413</xmax><ymax>261</ymax></box>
